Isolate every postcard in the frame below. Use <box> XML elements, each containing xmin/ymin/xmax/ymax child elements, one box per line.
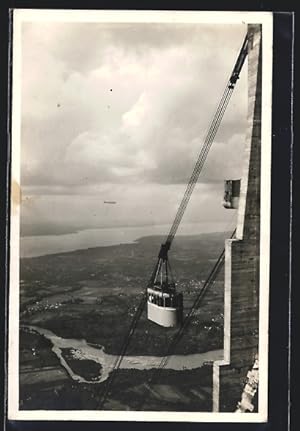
<box><xmin>8</xmin><ymin>9</ymin><xmax>273</xmax><ymax>422</ymax></box>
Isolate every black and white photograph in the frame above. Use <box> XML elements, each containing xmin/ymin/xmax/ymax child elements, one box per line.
<box><xmin>8</xmin><ymin>10</ymin><xmax>273</xmax><ymax>422</ymax></box>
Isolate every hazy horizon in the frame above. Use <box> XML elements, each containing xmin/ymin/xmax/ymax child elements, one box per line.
<box><xmin>20</xmin><ymin>220</ymin><xmax>237</xmax><ymax>258</ymax></box>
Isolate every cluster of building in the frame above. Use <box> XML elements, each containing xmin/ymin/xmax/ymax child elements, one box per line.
<box><xmin>23</xmin><ymin>300</ymin><xmax>63</xmax><ymax>316</ymax></box>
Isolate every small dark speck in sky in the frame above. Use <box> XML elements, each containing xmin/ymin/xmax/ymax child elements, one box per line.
<box><xmin>57</xmin><ymin>103</ymin><xmax>61</xmax><ymax>107</ymax></box>
<box><xmin>110</xmin><ymin>89</ymin><xmax>112</xmax><ymax>91</ymax></box>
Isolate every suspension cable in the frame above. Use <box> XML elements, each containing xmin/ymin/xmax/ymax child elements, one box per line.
<box><xmin>138</xmin><ymin>229</ymin><xmax>236</xmax><ymax>410</ymax></box>
<box><xmin>98</xmin><ymin>32</ymin><xmax>248</xmax><ymax>409</ymax></box>
<box><xmin>167</xmin><ymin>86</ymin><xmax>233</xmax><ymax>244</ymax></box>
<box><xmin>98</xmin><ymin>291</ymin><xmax>147</xmax><ymax>409</ymax></box>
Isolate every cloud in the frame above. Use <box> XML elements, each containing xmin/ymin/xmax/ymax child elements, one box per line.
<box><xmin>19</xmin><ymin>20</ymin><xmax>247</xmax><ymax>234</ymax></box>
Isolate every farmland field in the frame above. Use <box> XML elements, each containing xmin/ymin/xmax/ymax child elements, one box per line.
<box><xmin>19</xmin><ymin>232</ymin><xmax>228</xmax><ymax>411</ymax></box>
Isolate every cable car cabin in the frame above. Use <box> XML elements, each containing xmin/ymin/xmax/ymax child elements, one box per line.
<box><xmin>223</xmin><ymin>179</ymin><xmax>241</xmax><ymax>209</ymax></box>
<box><xmin>147</xmin><ymin>284</ymin><xmax>183</xmax><ymax>327</ymax></box>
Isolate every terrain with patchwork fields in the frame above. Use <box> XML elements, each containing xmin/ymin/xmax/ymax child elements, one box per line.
<box><xmin>19</xmin><ymin>232</ymin><xmax>228</xmax><ymax>410</ymax></box>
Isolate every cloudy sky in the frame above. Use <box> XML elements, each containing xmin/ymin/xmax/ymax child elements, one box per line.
<box><xmin>20</xmin><ymin>20</ymin><xmax>247</xmax><ymax>237</ymax></box>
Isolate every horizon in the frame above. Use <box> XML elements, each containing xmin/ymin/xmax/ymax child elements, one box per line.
<box><xmin>20</xmin><ymin>222</ymin><xmax>236</xmax><ymax>259</ymax></box>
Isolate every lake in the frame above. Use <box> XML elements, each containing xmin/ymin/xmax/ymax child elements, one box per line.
<box><xmin>20</xmin><ymin>221</ymin><xmax>235</xmax><ymax>258</ymax></box>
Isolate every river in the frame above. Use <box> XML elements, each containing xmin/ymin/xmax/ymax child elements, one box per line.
<box><xmin>22</xmin><ymin>325</ymin><xmax>223</xmax><ymax>384</ymax></box>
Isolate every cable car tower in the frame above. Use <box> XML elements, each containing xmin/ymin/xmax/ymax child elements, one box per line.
<box><xmin>147</xmin><ymin>34</ymin><xmax>249</xmax><ymax>327</ymax></box>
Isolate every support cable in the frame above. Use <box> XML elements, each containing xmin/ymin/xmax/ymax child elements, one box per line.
<box><xmin>98</xmin><ymin>85</ymin><xmax>232</xmax><ymax>407</ymax></box>
<box><xmin>98</xmin><ymin>32</ymin><xmax>248</xmax><ymax>409</ymax></box>
<box><xmin>138</xmin><ymin>229</ymin><xmax>236</xmax><ymax>410</ymax></box>
<box><xmin>167</xmin><ymin>86</ymin><xmax>233</xmax><ymax>244</ymax></box>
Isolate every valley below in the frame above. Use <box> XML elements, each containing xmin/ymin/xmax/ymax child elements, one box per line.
<box><xmin>19</xmin><ymin>232</ymin><xmax>228</xmax><ymax>411</ymax></box>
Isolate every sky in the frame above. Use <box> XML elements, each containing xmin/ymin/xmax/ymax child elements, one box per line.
<box><xmin>20</xmin><ymin>21</ymin><xmax>248</xmax><ymax>237</ymax></box>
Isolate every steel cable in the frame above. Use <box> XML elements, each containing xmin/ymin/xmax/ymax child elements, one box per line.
<box><xmin>167</xmin><ymin>86</ymin><xmax>234</xmax><ymax>243</ymax></box>
<box><xmin>98</xmin><ymin>86</ymin><xmax>235</xmax><ymax>409</ymax></box>
<box><xmin>98</xmin><ymin>33</ymin><xmax>248</xmax><ymax>408</ymax></box>
<box><xmin>137</xmin><ymin>229</ymin><xmax>236</xmax><ymax>410</ymax></box>
<box><xmin>98</xmin><ymin>85</ymin><xmax>234</xmax><ymax>409</ymax></box>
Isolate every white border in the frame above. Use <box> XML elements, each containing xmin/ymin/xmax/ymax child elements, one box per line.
<box><xmin>8</xmin><ymin>9</ymin><xmax>273</xmax><ymax>422</ymax></box>
<box><xmin>259</xmin><ymin>16</ymin><xmax>273</xmax><ymax>420</ymax></box>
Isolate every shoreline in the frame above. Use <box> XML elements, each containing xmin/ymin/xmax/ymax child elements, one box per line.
<box><xmin>21</xmin><ymin>229</ymin><xmax>231</xmax><ymax>260</ymax></box>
